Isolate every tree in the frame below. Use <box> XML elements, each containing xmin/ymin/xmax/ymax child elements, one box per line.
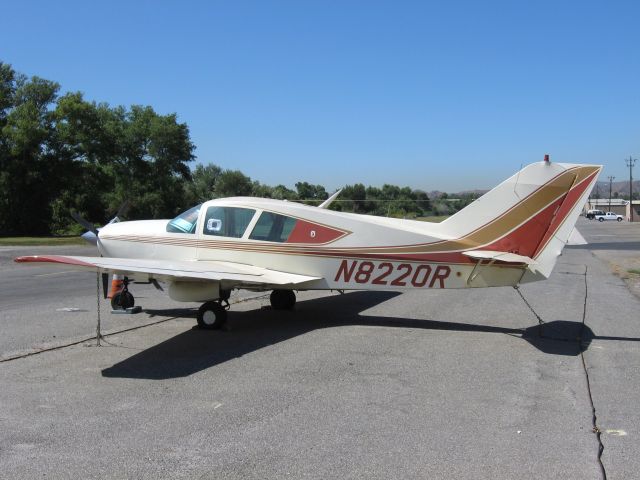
<box><xmin>50</xmin><ymin>95</ymin><xmax>195</xmax><ymax>227</ymax></box>
<box><xmin>0</xmin><ymin>65</ymin><xmax>60</xmax><ymax>235</ymax></box>
<box><xmin>107</xmin><ymin>105</ymin><xmax>194</xmax><ymax>220</ymax></box>
<box><xmin>271</xmin><ymin>184</ymin><xmax>298</xmax><ymax>200</ymax></box>
<box><xmin>251</xmin><ymin>181</ymin><xmax>273</xmax><ymax>198</ymax></box>
<box><xmin>1</xmin><ymin>61</ymin><xmax>197</xmax><ymax>234</ymax></box>
<box><xmin>214</xmin><ymin>169</ymin><xmax>253</xmax><ymax>197</ymax></box>
<box><xmin>186</xmin><ymin>164</ymin><xmax>222</xmax><ymax>204</ymax></box>
<box><xmin>295</xmin><ymin>181</ymin><xmax>328</xmax><ymax>204</ymax></box>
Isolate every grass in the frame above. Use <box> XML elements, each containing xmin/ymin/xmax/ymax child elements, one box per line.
<box><xmin>628</xmin><ymin>269</ymin><xmax>640</xmax><ymax>276</ymax></box>
<box><xmin>0</xmin><ymin>236</ymin><xmax>86</xmax><ymax>247</ymax></box>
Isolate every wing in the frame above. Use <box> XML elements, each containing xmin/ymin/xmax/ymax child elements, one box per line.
<box><xmin>14</xmin><ymin>255</ymin><xmax>322</xmax><ymax>288</ymax></box>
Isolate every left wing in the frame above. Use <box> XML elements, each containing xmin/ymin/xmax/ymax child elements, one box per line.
<box><xmin>14</xmin><ymin>255</ymin><xmax>322</xmax><ymax>288</ymax></box>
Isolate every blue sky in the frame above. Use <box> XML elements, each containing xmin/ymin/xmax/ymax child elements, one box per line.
<box><xmin>2</xmin><ymin>0</ymin><xmax>639</xmax><ymax>191</ymax></box>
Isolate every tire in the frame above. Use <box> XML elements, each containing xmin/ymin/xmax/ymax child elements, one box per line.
<box><xmin>197</xmin><ymin>301</ymin><xmax>227</xmax><ymax>330</ymax></box>
<box><xmin>111</xmin><ymin>291</ymin><xmax>134</xmax><ymax>310</ymax></box>
<box><xmin>617</xmin><ymin>217</ymin><xmax>622</xmax><ymax>222</ymax></box>
<box><xmin>598</xmin><ymin>218</ymin><xmax>604</xmax><ymax>222</ymax></box>
<box><xmin>270</xmin><ymin>290</ymin><xmax>296</xmax><ymax>310</ymax></box>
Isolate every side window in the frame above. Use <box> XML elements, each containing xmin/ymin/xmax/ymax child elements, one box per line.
<box><xmin>249</xmin><ymin>212</ymin><xmax>297</xmax><ymax>242</ymax></box>
<box><xmin>203</xmin><ymin>206</ymin><xmax>256</xmax><ymax>238</ymax></box>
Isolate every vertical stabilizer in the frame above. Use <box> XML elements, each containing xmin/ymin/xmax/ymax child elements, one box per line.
<box><xmin>438</xmin><ymin>159</ymin><xmax>601</xmax><ymax>279</ymax></box>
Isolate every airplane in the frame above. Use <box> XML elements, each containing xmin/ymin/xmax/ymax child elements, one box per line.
<box><xmin>15</xmin><ymin>156</ymin><xmax>601</xmax><ymax>330</ymax></box>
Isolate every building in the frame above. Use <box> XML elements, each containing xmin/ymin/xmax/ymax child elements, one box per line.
<box><xmin>584</xmin><ymin>198</ymin><xmax>629</xmax><ymax>217</ymax></box>
<box><xmin>626</xmin><ymin>200</ymin><xmax>640</xmax><ymax>222</ymax></box>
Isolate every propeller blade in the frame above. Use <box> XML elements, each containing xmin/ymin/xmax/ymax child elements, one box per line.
<box><xmin>115</xmin><ymin>199</ymin><xmax>131</xmax><ymax>219</ymax></box>
<box><xmin>71</xmin><ymin>211</ymin><xmax>98</xmax><ymax>235</ymax></box>
<box><xmin>105</xmin><ymin>200</ymin><xmax>130</xmax><ymax>226</ymax></box>
<box><xmin>102</xmin><ymin>273</ymin><xmax>109</xmax><ymax>299</ymax></box>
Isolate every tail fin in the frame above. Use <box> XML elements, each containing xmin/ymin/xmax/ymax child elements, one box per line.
<box><xmin>440</xmin><ymin>160</ymin><xmax>601</xmax><ymax>279</ymax></box>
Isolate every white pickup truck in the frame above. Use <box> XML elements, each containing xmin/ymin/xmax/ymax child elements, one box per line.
<box><xmin>594</xmin><ymin>211</ymin><xmax>624</xmax><ymax>222</ymax></box>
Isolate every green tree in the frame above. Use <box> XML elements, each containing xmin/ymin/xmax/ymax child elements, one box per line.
<box><xmin>107</xmin><ymin>105</ymin><xmax>194</xmax><ymax>220</ymax></box>
<box><xmin>0</xmin><ymin>64</ymin><xmax>60</xmax><ymax>235</ymax></box>
<box><xmin>185</xmin><ymin>164</ymin><xmax>222</xmax><ymax>204</ymax></box>
<box><xmin>214</xmin><ymin>169</ymin><xmax>253</xmax><ymax>197</ymax></box>
<box><xmin>271</xmin><ymin>184</ymin><xmax>298</xmax><ymax>200</ymax></box>
<box><xmin>251</xmin><ymin>181</ymin><xmax>273</xmax><ymax>198</ymax></box>
<box><xmin>295</xmin><ymin>181</ymin><xmax>328</xmax><ymax>205</ymax></box>
<box><xmin>50</xmin><ymin>94</ymin><xmax>195</xmax><ymax>227</ymax></box>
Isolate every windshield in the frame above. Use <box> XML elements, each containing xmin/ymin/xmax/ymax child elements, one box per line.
<box><xmin>166</xmin><ymin>204</ymin><xmax>201</xmax><ymax>234</ymax></box>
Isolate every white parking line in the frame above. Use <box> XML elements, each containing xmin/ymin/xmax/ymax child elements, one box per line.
<box><xmin>34</xmin><ymin>271</ymin><xmax>77</xmax><ymax>277</ymax></box>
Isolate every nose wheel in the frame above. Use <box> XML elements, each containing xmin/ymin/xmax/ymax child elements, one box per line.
<box><xmin>197</xmin><ymin>301</ymin><xmax>227</xmax><ymax>330</ymax></box>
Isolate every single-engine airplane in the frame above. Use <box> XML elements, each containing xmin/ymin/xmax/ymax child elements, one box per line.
<box><xmin>16</xmin><ymin>157</ymin><xmax>601</xmax><ymax>330</ymax></box>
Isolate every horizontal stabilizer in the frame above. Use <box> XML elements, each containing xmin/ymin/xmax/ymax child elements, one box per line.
<box><xmin>463</xmin><ymin>250</ymin><xmax>537</xmax><ymax>267</ymax></box>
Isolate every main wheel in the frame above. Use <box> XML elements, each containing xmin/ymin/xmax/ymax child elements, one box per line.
<box><xmin>197</xmin><ymin>301</ymin><xmax>227</xmax><ymax>330</ymax></box>
<box><xmin>111</xmin><ymin>291</ymin><xmax>135</xmax><ymax>310</ymax></box>
<box><xmin>270</xmin><ymin>290</ymin><xmax>296</xmax><ymax>310</ymax></box>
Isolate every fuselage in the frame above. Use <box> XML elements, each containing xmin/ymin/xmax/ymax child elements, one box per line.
<box><xmin>96</xmin><ymin>197</ymin><xmax>532</xmax><ymax>292</ymax></box>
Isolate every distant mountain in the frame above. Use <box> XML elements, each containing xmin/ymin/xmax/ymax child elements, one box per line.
<box><xmin>592</xmin><ymin>180</ymin><xmax>640</xmax><ymax>198</ymax></box>
<box><xmin>428</xmin><ymin>180</ymin><xmax>637</xmax><ymax>200</ymax></box>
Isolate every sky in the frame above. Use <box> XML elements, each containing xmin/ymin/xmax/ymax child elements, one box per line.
<box><xmin>1</xmin><ymin>0</ymin><xmax>639</xmax><ymax>192</ymax></box>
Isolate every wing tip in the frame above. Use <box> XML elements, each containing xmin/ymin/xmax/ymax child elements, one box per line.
<box><xmin>14</xmin><ymin>255</ymin><xmax>95</xmax><ymax>268</ymax></box>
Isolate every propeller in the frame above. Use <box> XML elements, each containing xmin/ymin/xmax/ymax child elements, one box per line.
<box><xmin>72</xmin><ymin>201</ymin><xmax>131</xmax><ymax>298</ymax></box>
<box><xmin>71</xmin><ymin>200</ymin><xmax>130</xmax><ymax>246</ymax></box>
<box><xmin>70</xmin><ymin>211</ymin><xmax>98</xmax><ymax>235</ymax></box>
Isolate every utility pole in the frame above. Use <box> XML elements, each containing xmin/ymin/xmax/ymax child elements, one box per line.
<box><xmin>626</xmin><ymin>156</ymin><xmax>637</xmax><ymax>222</ymax></box>
<box><xmin>608</xmin><ymin>176</ymin><xmax>615</xmax><ymax>213</ymax></box>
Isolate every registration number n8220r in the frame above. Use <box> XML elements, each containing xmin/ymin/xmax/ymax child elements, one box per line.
<box><xmin>334</xmin><ymin>260</ymin><xmax>451</xmax><ymax>288</ymax></box>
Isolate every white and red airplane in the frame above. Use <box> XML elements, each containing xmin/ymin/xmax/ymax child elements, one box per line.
<box><xmin>16</xmin><ymin>157</ymin><xmax>601</xmax><ymax>330</ymax></box>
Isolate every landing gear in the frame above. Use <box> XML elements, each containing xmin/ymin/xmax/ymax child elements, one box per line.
<box><xmin>197</xmin><ymin>301</ymin><xmax>227</xmax><ymax>330</ymax></box>
<box><xmin>270</xmin><ymin>289</ymin><xmax>296</xmax><ymax>310</ymax></box>
<box><xmin>111</xmin><ymin>277</ymin><xmax>135</xmax><ymax>310</ymax></box>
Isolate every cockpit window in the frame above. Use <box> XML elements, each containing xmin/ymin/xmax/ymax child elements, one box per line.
<box><xmin>166</xmin><ymin>204</ymin><xmax>201</xmax><ymax>234</ymax></box>
<box><xmin>203</xmin><ymin>206</ymin><xmax>256</xmax><ymax>238</ymax></box>
<box><xmin>249</xmin><ymin>212</ymin><xmax>297</xmax><ymax>242</ymax></box>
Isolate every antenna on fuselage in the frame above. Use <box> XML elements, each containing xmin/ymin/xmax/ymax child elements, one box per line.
<box><xmin>318</xmin><ymin>189</ymin><xmax>342</xmax><ymax>209</ymax></box>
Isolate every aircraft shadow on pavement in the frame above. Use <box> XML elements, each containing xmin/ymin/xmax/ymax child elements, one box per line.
<box><xmin>102</xmin><ymin>291</ymin><xmax>640</xmax><ymax>380</ymax></box>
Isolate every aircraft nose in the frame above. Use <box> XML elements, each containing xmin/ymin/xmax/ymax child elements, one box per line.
<box><xmin>96</xmin><ymin>222</ymin><xmax>116</xmax><ymax>256</ymax></box>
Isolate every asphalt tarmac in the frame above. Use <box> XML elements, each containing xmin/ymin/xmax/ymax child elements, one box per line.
<box><xmin>0</xmin><ymin>218</ymin><xmax>638</xmax><ymax>479</ymax></box>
